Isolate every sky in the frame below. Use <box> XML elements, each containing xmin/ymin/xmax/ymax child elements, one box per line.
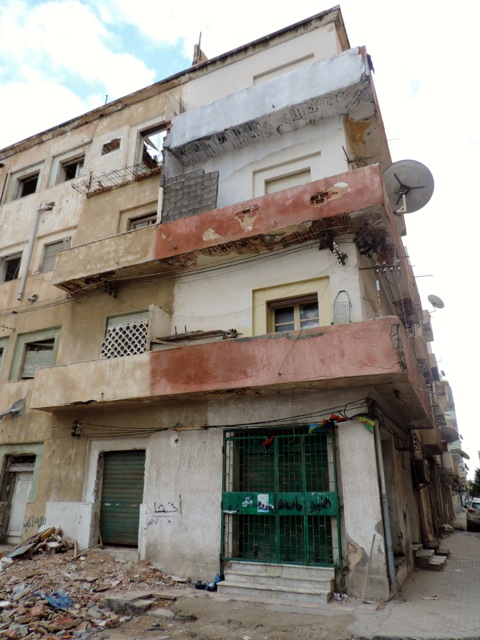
<box><xmin>0</xmin><ymin>0</ymin><xmax>478</xmax><ymax>472</ymax></box>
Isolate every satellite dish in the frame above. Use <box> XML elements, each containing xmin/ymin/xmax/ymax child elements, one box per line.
<box><xmin>428</xmin><ymin>294</ymin><xmax>445</xmax><ymax>309</ymax></box>
<box><xmin>383</xmin><ymin>160</ymin><xmax>434</xmax><ymax>214</ymax></box>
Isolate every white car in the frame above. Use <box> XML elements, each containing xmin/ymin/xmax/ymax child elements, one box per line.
<box><xmin>466</xmin><ymin>498</ymin><xmax>480</xmax><ymax>531</ymax></box>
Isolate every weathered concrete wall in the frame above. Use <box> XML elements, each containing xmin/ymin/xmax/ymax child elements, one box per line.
<box><xmin>143</xmin><ymin>428</ymin><xmax>223</xmax><ymax>580</ymax></box>
<box><xmin>181</xmin><ymin>23</ymin><xmax>342</xmax><ymax>113</ymax></box>
<box><xmin>337</xmin><ymin>420</ymin><xmax>390</xmax><ymax>600</ymax></box>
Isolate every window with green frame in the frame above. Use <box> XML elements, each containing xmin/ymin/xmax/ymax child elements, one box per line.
<box><xmin>0</xmin><ymin>337</ymin><xmax>8</xmax><ymax>376</ymax></box>
<box><xmin>9</xmin><ymin>328</ymin><xmax>60</xmax><ymax>381</ymax></box>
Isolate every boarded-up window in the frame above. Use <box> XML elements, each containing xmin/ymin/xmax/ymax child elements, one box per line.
<box><xmin>41</xmin><ymin>238</ymin><xmax>71</xmax><ymax>272</ymax></box>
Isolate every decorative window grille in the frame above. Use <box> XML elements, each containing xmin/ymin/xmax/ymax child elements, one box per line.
<box><xmin>100</xmin><ymin>313</ymin><xmax>149</xmax><ymax>359</ymax></box>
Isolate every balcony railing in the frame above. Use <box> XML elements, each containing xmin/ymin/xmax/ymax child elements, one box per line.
<box><xmin>72</xmin><ymin>162</ymin><xmax>161</xmax><ymax>198</ymax></box>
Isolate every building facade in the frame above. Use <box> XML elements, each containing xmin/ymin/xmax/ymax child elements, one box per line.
<box><xmin>0</xmin><ymin>7</ymin><xmax>457</xmax><ymax>601</ymax></box>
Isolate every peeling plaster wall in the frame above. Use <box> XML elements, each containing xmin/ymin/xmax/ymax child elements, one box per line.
<box><xmin>194</xmin><ymin>118</ymin><xmax>347</xmax><ymax>208</ymax></box>
<box><xmin>337</xmin><ymin>419</ymin><xmax>390</xmax><ymax>600</ymax></box>
<box><xmin>181</xmin><ymin>24</ymin><xmax>341</xmax><ymax>112</ymax></box>
<box><xmin>171</xmin><ymin>241</ymin><xmax>365</xmax><ymax>339</ymax></box>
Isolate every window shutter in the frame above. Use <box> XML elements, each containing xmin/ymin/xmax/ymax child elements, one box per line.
<box><xmin>42</xmin><ymin>238</ymin><xmax>71</xmax><ymax>272</ymax></box>
<box><xmin>22</xmin><ymin>345</ymin><xmax>54</xmax><ymax>378</ymax></box>
<box><xmin>265</xmin><ymin>169</ymin><xmax>311</xmax><ymax>194</ymax></box>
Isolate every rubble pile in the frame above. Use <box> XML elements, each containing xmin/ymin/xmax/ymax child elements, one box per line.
<box><xmin>0</xmin><ymin>528</ymin><xmax>190</xmax><ymax>639</ymax></box>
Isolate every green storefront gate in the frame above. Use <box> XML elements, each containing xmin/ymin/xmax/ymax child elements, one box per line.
<box><xmin>222</xmin><ymin>427</ymin><xmax>342</xmax><ymax>567</ymax></box>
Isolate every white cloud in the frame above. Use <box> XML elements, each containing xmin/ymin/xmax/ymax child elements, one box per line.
<box><xmin>0</xmin><ymin>81</ymin><xmax>93</xmax><ymax>148</ymax></box>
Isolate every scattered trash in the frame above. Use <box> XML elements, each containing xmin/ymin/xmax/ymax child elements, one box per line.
<box><xmin>195</xmin><ymin>573</ymin><xmax>224</xmax><ymax>592</ymax></box>
<box><xmin>0</xmin><ymin>527</ymin><xmax>192</xmax><ymax>639</ymax></box>
<box><xmin>36</xmin><ymin>588</ymin><xmax>73</xmax><ymax>610</ymax></box>
<box><xmin>332</xmin><ymin>592</ymin><xmax>349</xmax><ymax>603</ymax></box>
<box><xmin>439</xmin><ymin>523</ymin><xmax>455</xmax><ymax>535</ymax></box>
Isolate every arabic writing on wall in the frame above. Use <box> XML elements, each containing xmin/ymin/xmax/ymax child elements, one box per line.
<box><xmin>146</xmin><ymin>498</ymin><xmax>181</xmax><ymax>526</ymax></box>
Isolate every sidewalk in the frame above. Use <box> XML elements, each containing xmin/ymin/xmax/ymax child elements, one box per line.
<box><xmin>186</xmin><ymin>512</ymin><xmax>480</xmax><ymax>639</ymax></box>
<box><xmin>346</xmin><ymin>513</ymin><xmax>480</xmax><ymax>639</ymax></box>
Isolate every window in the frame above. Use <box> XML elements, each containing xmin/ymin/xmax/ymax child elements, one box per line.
<box><xmin>252</xmin><ymin>277</ymin><xmax>330</xmax><ymax>336</ymax></box>
<box><xmin>41</xmin><ymin>238</ymin><xmax>71</xmax><ymax>272</ymax></box>
<box><xmin>0</xmin><ymin>253</ymin><xmax>22</xmax><ymax>283</ymax></box>
<box><xmin>16</xmin><ymin>172</ymin><xmax>39</xmax><ymax>198</ymax></box>
<box><xmin>100</xmin><ymin>311</ymin><xmax>149</xmax><ymax>359</ymax></box>
<box><xmin>21</xmin><ymin>339</ymin><xmax>55</xmax><ymax>379</ymax></box>
<box><xmin>0</xmin><ymin>338</ymin><xmax>7</xmax><ymax>375</ymax></box>
<box><xmin>59</xmin><ymin>156</ymin><xmax>84</xmax><ymax>182</ymax></box>
<box><xmin>265</xmin><ymin>169</ymin><xmax>311</xmax><ymax>195</ymax></box>
<box><xmin>253</xmin><ymin>155</ymin><xmax>317</xmax><ymax>198</ymax></box>
<box><xmin>128</xmin><ymin>213</ymin><xmax>157</xmax><ymax>230</ymax></box>
<box><xmin>138</xmin><ymin>125</ymin><xmax>167</xmax><ymax>168</ymax></box>
<box><xmin>9</xmin><ymin>328</ymin><xmax>60</xmax><ymax>381</ymax></box>
<box><xmin>268</xmin><ymin>295</ymin><xmax>319</xmax><ymax>332</ymax></box>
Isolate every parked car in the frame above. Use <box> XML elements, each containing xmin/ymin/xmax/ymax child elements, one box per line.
<box><xmin>466</xmin><ymin>498</ymin><xmax>480</xmax><ymax>531</ymax></box>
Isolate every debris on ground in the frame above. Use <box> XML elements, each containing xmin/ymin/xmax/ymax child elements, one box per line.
<box><xmin>0</xmin><ymin>527</ymin><xmax>192</xmax><ymax>639</ymax></box>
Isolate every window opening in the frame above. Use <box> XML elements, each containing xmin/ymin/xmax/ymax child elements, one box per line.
<box><xmin>41</xmin><ymin>238</ymin><xmax>71</xmax><ymax>272</ymax></box>
<box><xmin>21</xmin><ymin>338</ymin><xmax>55</xmax><ymax>379</ymax></box>
<box><xmin>0</xmin><ymin>253</ymin><xmax>22</xmax><ymax>283</ymax></box>
<box><xmin>139</xmin><ymin>126</ymin><xmax>167</xmax><ymax>169</ymax></box>
<box><xmin>268</xmin><ymin>295</ymin><xmax>319</xmax><ymax>333</ymax></box>
<box><xmin>128</xmin><ymin>213</ymin><xmax>157</xmax><ymax>230</ymax></box>
<box><xmin>100</xmin><ymin>311</ymin><xmax>149</xmax><ymax>359</ymax></box>
<box><xmin>0</xmin><ymin>339</ymin><xmax>7</xmax><ymax>374</ymax></box>
<box><xmin>17</xmin><ymin>173</ymin><xmax>39</xmax><ymax>198</ymax></box>
<box><xmin>265</xmin><ymin>169</ymin><xmax>311</xmax><ymax>195</ymax></box>
<box><xmin>59</xmin><ymin>156</ymin><xmax>84</xmax><ymax>182</ymax></box>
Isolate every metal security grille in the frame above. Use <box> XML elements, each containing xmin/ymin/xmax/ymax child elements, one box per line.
<box><xmin>222</xmin><ymin>427</ymin><xmax>340</xmax><ymax>566</ymax></box>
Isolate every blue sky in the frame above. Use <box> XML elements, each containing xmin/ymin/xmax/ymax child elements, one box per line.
<box><xmin>1</xmin><ymin>0</ymin><xmax>479</xmax><ymax>471</ymax></box>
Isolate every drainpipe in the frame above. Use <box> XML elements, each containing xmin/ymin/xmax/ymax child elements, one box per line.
<box><xmin>374</xmin><ymin>421</ymin><xmax>398</xmax><ymax>595</ymax></box>
<box><xmin>17</xmin><ymin>202</ymin><xmax>55</xmax><ymax>300</ymax></box>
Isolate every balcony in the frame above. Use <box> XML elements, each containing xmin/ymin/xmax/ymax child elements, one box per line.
<box><xmin>166</xmin><ymin>47</ymin><xmax>388</xmax><ymax>167</ymax></box>
<box><xmin>53</xmin><ymin>164</ymin><xmax>392</xmax><ymax>293</ymax></box>
<box><xmin>31</xmin><ymin>316</ymin><xmax>433</xmax><ymax>429</ymax></box>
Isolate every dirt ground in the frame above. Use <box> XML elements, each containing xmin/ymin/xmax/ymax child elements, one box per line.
<box><xmin>0</xmin><ymin>542</ymin><xmax>355</xmax><ymax>640</ymax></box>
<box><xmin>106</xmin><ymin>595</ymin><xmax>355</xmax><ymax>640</ymax></box>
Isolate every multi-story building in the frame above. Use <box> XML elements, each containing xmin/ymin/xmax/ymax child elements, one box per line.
<box><xmin>0</xmin><ymin>7</ymin><xmax>456</xmax><ymax>601</ymax></box>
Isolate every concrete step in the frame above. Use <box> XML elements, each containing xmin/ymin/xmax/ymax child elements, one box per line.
<box><xmin>414</xmin><ymin>547</ymin><xmax>447</xmax><ymax>571</ymax></box>
<box><xmin>223</xmin><ymin>569</ymin><xmax>334</xmax><ymax>592</ymax></box>
<box><xmin>427</xmin><ymin>555</ymin><xmax>448</xmax><ymax>571</ymax></box>
<box><xmin>218</xmin><ymin>580</ymin><xmax>332</xmax><ymax>604</ymax></box>
<box><xmin>225</xmin><ymin>561</ymin><xmax>335</xmax><ymax>581</ymax></box>
<box><xmin>221</xmin><ymin>562</ymin><xmax>335</xmax><ymax>603</ymax></box>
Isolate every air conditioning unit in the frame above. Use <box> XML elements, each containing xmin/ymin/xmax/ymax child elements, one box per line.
<box><xmin>413</xmin><ymin>459</ymin><xmax>430</xmax><ymax>484</ymax></box>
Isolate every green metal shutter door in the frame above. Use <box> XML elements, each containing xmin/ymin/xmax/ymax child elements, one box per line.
<box><xmin>100</xmin><ymin>450</ymin><xmax>146</xmax><ymax>546</ymax></box>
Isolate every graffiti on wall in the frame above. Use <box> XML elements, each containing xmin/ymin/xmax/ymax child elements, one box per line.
<box><xmin>23</xmin><ymin>515</ymin><xmax>47</xmax><ymax>529</ymax></box>
<box><xmin>146</xmin><ymin>498</ymin><xmax>181</xmax><ymax>526</ymax></box>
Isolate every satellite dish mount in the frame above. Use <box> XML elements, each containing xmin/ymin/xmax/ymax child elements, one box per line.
<box><xmin>427</xmin><ymin>294</ymin><xmax>445</xmax><ymax>311</ymax></box>
<box><xmin>383</xmin><ymin>160</ymin><xmax>434</xmax><ymax>215</ymax></box>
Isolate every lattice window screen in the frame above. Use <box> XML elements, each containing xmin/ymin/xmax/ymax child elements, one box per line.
<box><xmin>100</xmin><ymin>318</ymin><xmax>149</xmax><ymax>359</ymax></box>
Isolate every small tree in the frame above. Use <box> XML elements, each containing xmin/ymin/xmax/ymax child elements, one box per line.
<box><xmin>470</xmin><ymin>468</ymin><xmax>480</xmax><ymax>498</ymax></box>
